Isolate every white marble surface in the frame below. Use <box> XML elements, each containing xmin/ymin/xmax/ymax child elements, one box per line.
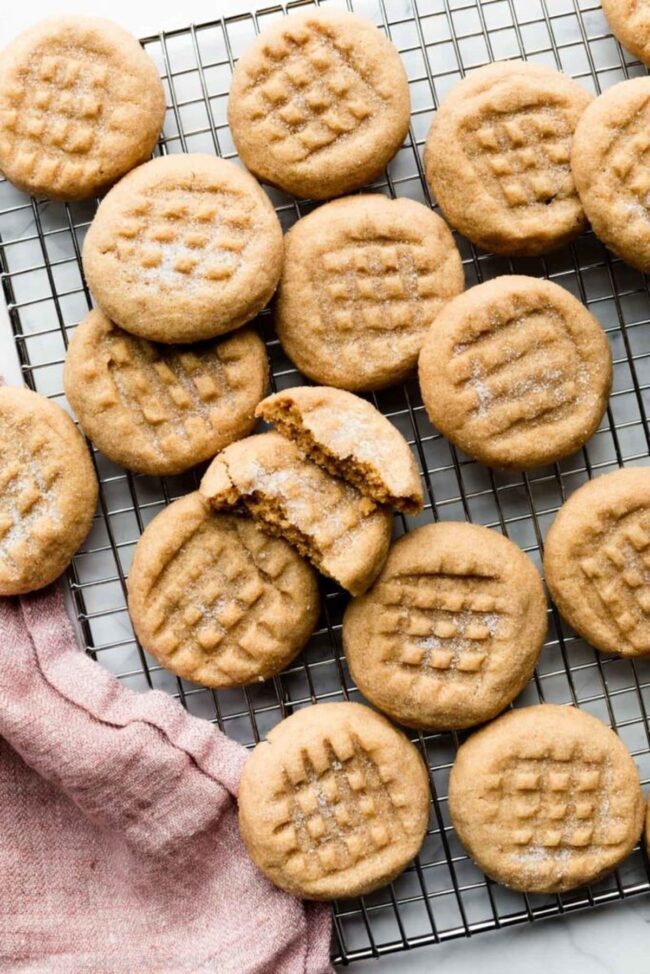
<box><xmin>1</xmin><ymin>1</ymin><xmax>650</xmax><ymax>971</ymax></box>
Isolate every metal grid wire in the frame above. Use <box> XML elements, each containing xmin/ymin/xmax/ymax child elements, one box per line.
<box><xmin>1</xmin><ymin>0</ymin><xmax>650</xmax><ymax>965</ymax></box>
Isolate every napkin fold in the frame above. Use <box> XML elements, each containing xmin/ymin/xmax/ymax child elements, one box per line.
<box><xmin>0</xmin><ymin>586</ymin><xmax>333</xmax><ymax>974</ymax></box>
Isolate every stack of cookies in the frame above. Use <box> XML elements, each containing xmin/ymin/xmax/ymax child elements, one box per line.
<box><xmin>1</xmin><ymin>6</ymin><xmax>649</xmax><ymax>906</ymax></box>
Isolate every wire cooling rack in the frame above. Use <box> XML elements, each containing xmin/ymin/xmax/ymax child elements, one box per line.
<box><xmin>1</xmin><ymin>0</ymin><xmax>650</xmax><ymax>965</ymax></box>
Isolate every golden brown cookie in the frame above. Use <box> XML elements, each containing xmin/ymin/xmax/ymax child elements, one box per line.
<box><xmin>127</xmin><ymin>492</ymin><xmax>319</xmax><ymax>688</ymax></box>
<box><xmin>425</xmin><ymin>61</ymin><xmax>592</xmax><ymax>255</ymax></box>
<box><xmin>238</xmin><ymin>701</ymin><xmax>430</xmax><ymax>899</ymax></box>
<box><xmin>449</xmin><ymin>704</ymin><xmax>643</xmax><ymax>893</ymax></box>
<box><xmin>544</xmin><ymin>467</ymin><xmax>650</xmax><ymax>658</ymax></box>
<box><xmin>0</xmin><ymin>386</ymin><xmax>98</xmax><ymax>595</ymax></box>
<box><xmin>256</xmin><ymin>386</ymin><xmax>423</xmax><ymax>514</ymax></box>
<box><xmin>276</xmin><ymin>194</ymin><xmax>464</xmax><ymax>391</ymax></box>
<box><xmin>572</xmin><ymin>77</ymin><xmax>650</xmax><ymax>272</ymax></box>
<box><xmin>199</xmin><ymin>431</ymin><xmax>392</xmax><ymax>596</ymax></box>
<box><xmin>0</xmin><ymin>16</ymin><xmax>165</xmax><ymax>201</ymax></box>
<box><xmin>602</xmin><ymin>0</ymin><xmax>650</xmax><ymax>66</ymax></box>
<box><xmin>64</xmin><ymin>308</ymin><xmax>268</xmax><ymax>476</ymax></box>
<box><xmin>343</xmin><ymin>522</ymin><xmax>547</xmax><ymax>731</ymax></box>
<box><xmin>228</xmin><ymin>9</ymin><xmax>410</xmax><ymax>200</ymax></box>
<box><xmin>418</xmin><ymin>276</ymin><xmax>612</xmax><ymax>470</ymax></box>
<box><xmin>82</xmin><ymin>154</ymin><xmax>283</xmax><ymax>343</ymax></box>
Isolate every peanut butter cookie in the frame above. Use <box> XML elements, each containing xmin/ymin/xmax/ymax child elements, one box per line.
<box><xmin>602</xmin><ymin>0</ymin><xmax>650</xmax><ymax>66</ymax></box>
<box><xmin>544</xmin><ymin>467</ymin><xmax>650</xmax><ymax>657</ymax></box>
<box><xmin>228</xmin><ymin>9</ymin><xmax>410</xmax><ymax>200</ymax></box>
<box><xmin>238</xmin><ymin>701</ymin><xmax>430</xmax><ymax>899</ymax></box>
<box><xmin>200</xmin><ymin>432</ymin><xmax>392</xmax><ymax>596</ymax></box>
<box><xmin>128</xmin><ymin>492</ymin><xmax>319</xmax><ymax>688</ymax></box>
<box><xmin>64</xmin><ymin>309</ymin><xmax>268</xmax><ymax>476</ymax></box>
<box><xmin>449</xmin><ymin>704</ymin><xmax>644</xmax><ymax>893</ymax></box>
<box><xmin>0</xmin><ymin>386</ymin><xmax>98</xmax><ymax>595</ymax></box>
<box><xmin>418</xmin><ymin>276</ymin><xmax>612</xmax><ymax>470</ymax></box>
<box><xmin>276</xmin><ymin>194</ymin><xmax>464</xmax><ymax>391</ymax></box>
<box><xmin>343</xmin><ymin>522</ymin><xmax>546</xmax><ymax>731</ymax></box>
<box><xmin>425</xmin><ymin>61</ymin><xmax>592</xmax><ymax>255</ymax></box>
<box><xmin>572</xmin><ymin>77</ymin><xmax>650</xmax><ymax>272</ymax></box>
<box><xmin>0</xmin><ymin>16</ymin><xmax>165</xmax><ymax>201</ymax></box>
<box><xmin>82</xmin><ymin>154</ymin><xmax>283</xmax><ymax>343</ymax></box>
<box><xmin>256</xmin><ymin>386</ymin><xmax>423</xmax><ymax>514</ymax></box>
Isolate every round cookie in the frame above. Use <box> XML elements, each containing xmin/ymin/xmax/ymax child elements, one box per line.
<box><xmin>572</xmin><ymin>77</ymin><xmax>650</xmax><ymax>273</ymax></box>
<box><xmin>257</xmin><ymin>386</ymin><xmax>423</xmax><ymax>514</ymax></box>
<box><xmin>228</xmin><ymin>9</ymin><xmax>410</xmax><ymax>200</ymax></box>
<box><xmin>0</xmin><ymin>16</ymin><xmax>165</xmax><ymax>201</ymax></box>
<box><xmin>199</xmin><ymin>431</ymin><xmax>392</xmax><ymax>596</ymax></box>
<box><xmin>449</xmin><ymin>704</ymin><xmax>644</xmax><ymax>893</ymax></box>
<box><xmin>82</xmin><ymin>154</ymin><xmax>283</xmax><ymax>343</ymax></box>
<box><xmin>64</xmin><ymin>308</ymin><xmax>268</xmax><ymax>476</ymax></box>
<box><xmin>238</xmin><ymin>701</ymin><xmax>430</xmax><ymax>899</ymax></box>
<box><xmin>0</xmin><ymin>386</ymin><xmax>98</xmax><ymax>595</ymax></box>
<box><xmin>418</xmin><ymin>276</ymin><xmax>612</xmax><ymax>470</ymax></box>
<box><xmin>544</xmin><ymin>467</ymin><xmax>650</xmax><ymax>658</ymax></box>
<box><xmin>276</xmin><ymin>194</ymin><xmax>465</xmax><ymax>391</ymax></box>
<box><xmin>343</xmin><ymin>522</ymin><xmax>547</xmax><ymax>731</ymax></box>
<box><xmin>128</xmin><ymin>492</ymin><xmax>319</xmax><ymax>688</ymax></box>
<box><xmin>602</xmin><ymin>0</ymin><xmax>650</xmax><ymax>66</ymax></box>
<box><xmin>424</xmin><ymin>61</ymin><xmax>592</xmax><ymax>255</ymax></box>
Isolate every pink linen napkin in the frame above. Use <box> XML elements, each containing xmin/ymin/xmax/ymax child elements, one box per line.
<box><xmin>0</xmin><ymin>585</ymin><xmax>333</xmax><ymax>974</ymax></box>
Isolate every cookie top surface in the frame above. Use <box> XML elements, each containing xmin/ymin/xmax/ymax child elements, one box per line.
<box><xmin>64</xmin><ymin>309</ymin><xmax>268</xmax><ymax>476</ymax></box>
<box><xmin>238</xmin><ymin>701</ymin><xmax>430</xmax><ymax>899</ymax></box>
<box><xmin>127</xmin><ymin>492</ymin><xmax>319</xmax><ymax>688</ymax></box>
<box><xmin>418</xmin><ymin>275</ymin><xmax>612</xmax><ymax>470</ymax></box>
<box><xmin>544</xmin><ymin>467</ymin><xmax>650</xmax><ymax>658</ymax></box>
<box><xmin>449</xmin><ymin>704</ymin><xmax>643</xmax><ymax>893</ymax></box>
<box><xmin>228</xmin><ymin>9</ymin><xmax>410</xmax><ymax>200</ymax></box>
<box><xmin>82</xmin><ymin>154</ymin><xmax>283</xmax><ymax>343</ymax></box>
<box><xmin>602</xmin><ymin>0</ymin><xmax>650</xmax><ymax>66</ymax></box>
<box><xmin>343</xmin><ymin>522</ymin><xmax>547</xmax><ymax>730</ymax></box>
<box><xmin>424</xmin><ymin>61</ymin><xmax>592</xmax><ymax>256</ymax></box>
<box><xmin>0</xmin><ymin>386</ymin><xmax>98</xmax><ymax>595</ymax></box>
<box><xmin>572</xmin><ymin>77</ymin><xmax>650</xmax><ymax>273</ymax></box>
<box><xmin>276</xmin><ymin>194</ymin><xmax>465</xmax><ymax>391</ymax></box>
<box><xmin>0</xmin><ymin>16</ymin><xmax>165</xmax><ymax>201</ymax></box>
<box><xmin>199</xmin><ymin>431</ymin><xmax>392</xmax><ymax>596</ymax></box>
<box><xmin>256</xmin><ymin>386</ymin><xmax>423</xmax><ymax>513</ymax></box>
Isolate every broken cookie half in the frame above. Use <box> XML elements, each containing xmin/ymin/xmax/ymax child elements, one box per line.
<box><xmin>256</xmin><ymin>387</ymin><xmax>424</xmax><ymax>515</ymax></box>
<box><xmin>200</xmin><ymin>431</ymin><xmax>392</xmax><ymax>596</ymax></box>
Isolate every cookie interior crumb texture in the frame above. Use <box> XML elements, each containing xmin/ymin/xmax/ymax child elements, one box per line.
<box><xmin>238</xmin><ymin>701</ymin><xmax>430</xmax><ymax>899</ymax></box>
<box><xmin>449</xmin><ymin>704</ymin><xmax>644</xmax><ymax>893</ymax></box>
<box><xmin>82</xmin><ymin>153</ymin><xmax>284</xmax><ymax>343</ymax></box>
<box><xmin>199</xmin><ymin>432</ymin><xmax>392</xmax><ymax>596</ymax></box>
<box><xmin>418</xmin><ymin>275</ymin><xmax>612</xmax><ymax>470</ymax></box>
<box><xmin>256</xmin><ymin>386</ymin><xmax>423</xmax><ymax>514</ymax></box>
<box><xmin>425</xmin><ymin>61</ymin><xmax>592</xmax><ymax>256</ymax></box>
<box><xmin>127</xmin><ymin>492</ymin><xmax>320</xmax><ymax>688</ymax></box>
<box><xmin>0</xmin><ymin>386</ymin><xmax>98</xmax><ymax>596</ymax></box>
<box><xmin>228</xmin><ymin>8</ymin><xmax>411</xmax><ymax>200</ymax></box>
<box><xmin>64</xmin><ymin>308</ymin><xmax>269</xmax><ymax>476</ymax></box>
<box><xmin>276</xmin><ymin>193</ymin><xmax>465</xmax><ymax>391</ymax></box>
<box><xmin>0</xmin><ymin>16</ymin><xmax>165</xmax><ymax>201</ymax></box>
<box><xmin>544</xmin><ymin>466</ymin><xmax>650</xmax><ymax>658</ymax></box>
<box><xmin>343</xmin><ymin>521</ymin><xmax>547</xmax><ymax>730</ymax></box>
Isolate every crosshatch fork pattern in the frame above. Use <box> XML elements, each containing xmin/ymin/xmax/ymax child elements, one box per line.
<box><xmin>492</xmin><ymin>751</ymin><xmax>620</xmax><ymax>854</ymax></box>
<box><xmin>240</xmin><ymin>17</ymin><xmax>382</xmax><ymax>161</ymax></box>
<box><xmin>277</xmin><ymin>737</ymin><xmax>406</xmax><ymax>880</ymax></box>
<box><xmin>2</xmin><ymin>0</ymin><xmax>650</xmax><ymax>966</ymax></box>
<box><xmin>462</xmin><ymin>104</ymin><xmax>575</xmax><ymax>208</ymax></box>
